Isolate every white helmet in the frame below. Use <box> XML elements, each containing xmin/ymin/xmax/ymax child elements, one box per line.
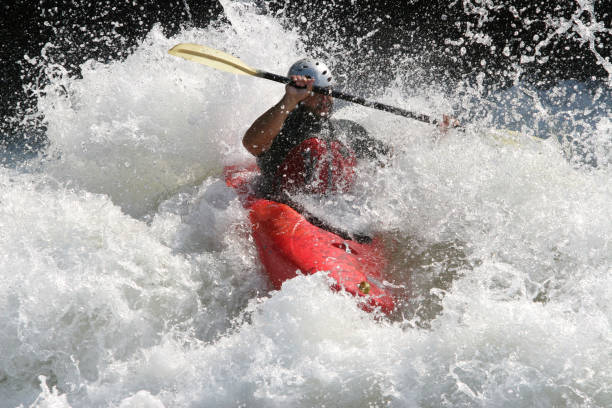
<box><xmin>287</xmin><ymin>58</ymin><xmax>334</xmax><ymax>88</ymax></box>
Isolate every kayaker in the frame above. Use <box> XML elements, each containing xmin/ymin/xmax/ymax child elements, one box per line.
<box><xmin>243</xmin><ymin>58</ymin><xmax>393</xmax><ymax>198</ymax></box>
<box><xmin>243</xmin><ymin>58</ymin><xmax>458</xmax><ymax>199</ymax></box>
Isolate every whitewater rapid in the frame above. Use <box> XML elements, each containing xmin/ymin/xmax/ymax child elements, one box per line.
<box><xmin>1</xmin><ymin>1</ymin><xmax>611</xmax><ymax>407</ymax></box>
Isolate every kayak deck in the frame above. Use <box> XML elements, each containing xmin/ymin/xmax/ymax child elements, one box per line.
<box><xmin>224</xmin><ymin>164</ymin><xmax>394</xmax><ymax>314</ymax></box>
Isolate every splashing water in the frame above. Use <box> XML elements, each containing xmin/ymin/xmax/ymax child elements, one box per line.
<box><xmin>2</xmin><ymin>0</ymin><xmax>611</xmax><ymax>407</ymax></box>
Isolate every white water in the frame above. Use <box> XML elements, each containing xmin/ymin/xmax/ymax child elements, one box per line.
<box><xmin>2</xmin><ymin>1</ymin><xmax>611</xmax><ymax>407</ymax></box>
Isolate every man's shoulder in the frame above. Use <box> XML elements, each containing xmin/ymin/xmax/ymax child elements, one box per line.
<box><xmin>330</xmin><ymin>118</ymin><xmax>392</xmax><ymax>160</ymax></box>
<box><xmin>331</xmin><ymin>118</ymin><xmax>367</xmax><ymax>136</ymax></box>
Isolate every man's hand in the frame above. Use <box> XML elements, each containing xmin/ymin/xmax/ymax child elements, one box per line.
<box><xmin>283</xmin><ymin>75</ymin><xmax>315</xmax><ymax>109</ymax></box>
<box><xmin>438</xmin><ymin>114</ymin><xmax>460</xmax><ymax>133</ymax></box>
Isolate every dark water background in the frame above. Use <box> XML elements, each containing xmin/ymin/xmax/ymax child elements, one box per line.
<box><xmin>2</xmin><ymin>0</ymin><xmax>610</xmax><ymax>154</ymax></box>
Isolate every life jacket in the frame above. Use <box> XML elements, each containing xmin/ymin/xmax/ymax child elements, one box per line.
<box><xmin>276</xmin><ymin>137</ymin><xmax>357</xmax><ymax>194</ymax></box>
<box><xmin>257</xmin><ymin>107</ymin><xmax>360</xmax><ymax>196</ymax></box>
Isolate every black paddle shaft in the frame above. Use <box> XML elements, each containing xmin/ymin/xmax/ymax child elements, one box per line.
<box><xmin>258</xmin><ymin>71</ymin><xmax>438</xmax><ymax>125</ymax></box>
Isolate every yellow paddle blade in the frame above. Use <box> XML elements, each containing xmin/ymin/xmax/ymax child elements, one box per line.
<box><xmin>168</xmin><ymin>43</ymin><xmax>259</xmax><ymax>76</ymax></box>
<box><xmin>484</xmin><ymin>128</ymin><xmax>544</xmax><ymax>147</ymax></box>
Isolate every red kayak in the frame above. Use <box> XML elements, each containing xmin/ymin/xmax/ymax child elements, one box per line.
<box><xmin>224</xmin><ymin>164</ymin><xmax>395</xmax><ymax>315</ymax></box>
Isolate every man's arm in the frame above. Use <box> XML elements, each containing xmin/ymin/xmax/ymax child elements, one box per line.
<box><xmin>242</xmin><ymin>76</ymin><xmax>314</xmax><ymax>157</ymax></box>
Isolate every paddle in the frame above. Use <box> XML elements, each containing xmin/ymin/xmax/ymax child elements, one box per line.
<box><xmin>168</xmin><ymin>43</ymin><xmax>439</xmax><ymax>125</ymax></box>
